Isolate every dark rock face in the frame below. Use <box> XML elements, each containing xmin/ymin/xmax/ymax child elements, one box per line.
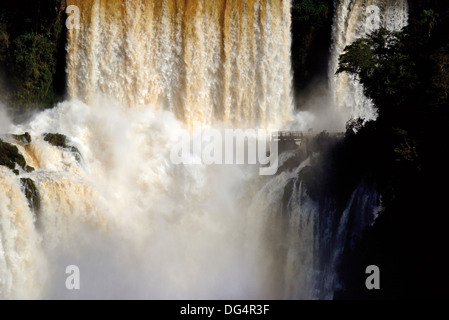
<box><xmin>20</xmin><ymin>177</ymin><xmax>40</xmax><ymax>213</ymax></box>
<box><xmin>43</xmin><ymin>132</ymin><xmax>67</xmax><ymax>148</ymax></box>
<box><xmin>0</xmin><ymin>139</ymin><xmax>34</xmax><ymax>174</ymax></box>
<box><xmin>11</xmin><ymin>132</ymin><xmax>32</xmax><ymax>144</ymax></box>
<box><xmin>0</xmin><ymin>138</ymin><xmax>40</xmax><ymax>214</ymax></box>
<box><xmin>44</xmin><ymin>133</ymin><xmax>82</xmax><ymax>163</ymax></box>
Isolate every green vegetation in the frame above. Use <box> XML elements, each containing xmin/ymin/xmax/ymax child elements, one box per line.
<box><xmin>10</xmin><ymin>33</ymin><xmax>57</xmax><ymax>106</ymax></box>
<box><xmin>44</xmin><ymin>132</ymin><xmax>69</xmax><ymax>148</ymax></box>
<box><xmin>0</xmin><ymin>1</ymin><xmax>66</xmax><ymax>113</ymax></box>
<box><xmin>0</xmin><ymin>139</ymin><xmax>34</xmax><ymax>174</ymax></box>
<box><xmin>44</xmin><ymin>133</ymin><xmax>82</xmax><ymax>163</ymax></box>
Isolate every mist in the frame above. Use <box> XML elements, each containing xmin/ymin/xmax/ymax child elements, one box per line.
<box><xmin>0</xmin><ymin>103</ymin><xmax>12</xmax><ymax>134</ymax></box>
<box><xmin>287</xmin><ymin>79</ymin><xmax>348</xmax><ymax>133</ymax></box>
<box><xmin>1</xmin><ymin>98</ymin><xmax>311</xmax><ymax>299</ymax></box>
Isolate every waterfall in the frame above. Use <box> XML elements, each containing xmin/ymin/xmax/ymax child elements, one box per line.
<box><xmin>66</xmin><ymin>0</ymin><xmax>293</xmax><ymax>129</ymax></box>
<box><xmin>1</xmin><ymin>99</ymin><xmax>330</xmax><ymax>299</ymax></box>
<box><xmin>329</xmin><ymin>0</ymin><xmax>409</xmax><ymax>122</ymax></box>
<box><xmin>0</xmin><ymin>0</ymin><xmax>407</xmax><ymax>300</ymax></box>
<box><xmin>0</xmin><ymin>0</ymin><xmax>303</xmax><ymax>299</ymax></box>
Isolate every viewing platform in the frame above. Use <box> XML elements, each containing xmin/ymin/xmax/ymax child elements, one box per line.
<box><xmin>273</xmin><ymin>130</ymin><xmax>345</xmax><ymax>144</ymax></box>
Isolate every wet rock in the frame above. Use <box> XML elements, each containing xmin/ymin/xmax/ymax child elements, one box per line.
<box><xmin>11</xmin><ymin>132</ymin><xmax>32</xmax><ymax>144</ymax></box>
<box><xmin>20</xmin><ymin>177</ymin><xmax>40</xmax><ymax>213</ymax></box>
<box><xmin>0</xmin><ymin>139</ymin><xmax>35</xmax><ymax>174</ymax></box>
<box><xmin>43</xmin><ymin>133</ymin><xmax>82</xmax><ymax>163</ymax></box>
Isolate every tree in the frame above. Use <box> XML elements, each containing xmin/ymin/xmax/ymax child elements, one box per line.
<box><xmin>0</xmin><ymin>0</ymin><xmax>66</xmax><ymax>111</ymax></box>
<box><xmin>334</xmin><ymin>6</ymin><xmax>449</xmax><ymax>299</ymax></box>
<box><xmin>9</xmin><ymin>33</ymin><xmax>56</xmax><ymax>107</ymax></box>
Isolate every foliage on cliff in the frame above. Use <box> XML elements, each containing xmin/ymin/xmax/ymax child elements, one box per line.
<box><xmin>330</xmin><ymin>1</ymin><xmax>449</xmax><ymax>299</ymax></box>
<box><xmin>0</xmin><ymin>1</ymin><xmax>66</xmax><ymax>113</ymax></box>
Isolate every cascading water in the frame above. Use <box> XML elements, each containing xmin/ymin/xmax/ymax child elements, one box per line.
<box><xmin>1</xmin><ymin>99</ymin><xmax>299</xmax><ymax>299</ymax></box>
<box><xmin>66</xmin><ymin>0</ymin><xmax>293</xmax><ymax>129</ymax></box>
<box><xmin>0</xmin><ymin>0</ymin><xmax>407</xmax><ymax>300</ymax></box>
<box><xmin>1</xmin><ymin>0</ymin><xmax>304</xmax><ymax>299</ymax></box>
<box><xmin>329</xmin><ymin>0</ymin><xmax>409</xmax><ymax>122</ymax></box>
